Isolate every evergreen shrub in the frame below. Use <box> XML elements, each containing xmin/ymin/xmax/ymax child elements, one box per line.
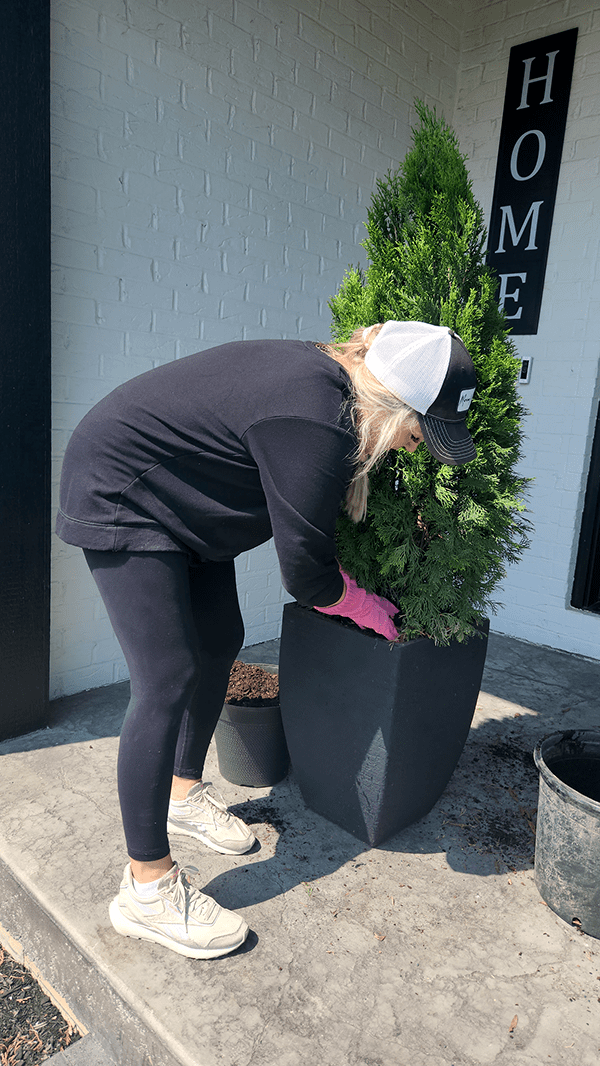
<box><xmin>331</xmin><ymin>102</ymin><xmax>530</xmax><ymax>645</ymax></box>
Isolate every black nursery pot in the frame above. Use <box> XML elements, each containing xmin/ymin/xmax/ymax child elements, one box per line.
<box><xmin>279</xmin><ymin>603</ymin><xmax>489</xmax><ymax>847</ymax></box>
<box><xmin>533</xmin><ymin>730</ymin><xmax>600</xmax><ymax>939</ymax></box>
<box><xmin>215</xmin><ymin>664</ymin><xmax>289</xmax><ymax>788</ymax></box>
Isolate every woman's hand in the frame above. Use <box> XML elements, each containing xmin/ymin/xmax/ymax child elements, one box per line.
<box><xmin>314</xmin><ymin>568</ymin><xmax>399</xmax><ymax>641</ymax></box>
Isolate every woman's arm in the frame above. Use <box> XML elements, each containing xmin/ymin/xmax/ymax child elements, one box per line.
<box><xmin>242</xmin><ymin>416</ymin><xmax>355</xmax><ymax>608</ymax></box>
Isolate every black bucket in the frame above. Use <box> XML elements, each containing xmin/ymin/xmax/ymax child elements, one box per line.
<box><xmin>534</xmin><ymin>730</ymin><xmax>600</xmax><ymax>938</ymax></box>
<box><xmin>214</xmin><ymin>664</ymin><xmax>289</xmax><ymax>787</ymax></box>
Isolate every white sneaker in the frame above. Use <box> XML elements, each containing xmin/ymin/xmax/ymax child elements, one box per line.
<box><xmin>109</xmin><ymin>863</ymin><xmax>249</xmax><ymax>959</ymax></box>
<box><xmin>167</xmin><ymin>782</ymin><xmax>256</xmax><ymax>855</ymax></box>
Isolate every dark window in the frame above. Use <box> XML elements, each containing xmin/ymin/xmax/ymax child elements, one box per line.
<box><xmin>572</xmin><ymin>403</ymin><xmax>600</xmax><ymax>612</ymax></box>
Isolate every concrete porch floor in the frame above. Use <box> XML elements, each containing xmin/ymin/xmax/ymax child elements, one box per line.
<box><xmin>1</xmin><ymin>631</ymin><xmax>599</xmax><ymax>1066</ymax></box>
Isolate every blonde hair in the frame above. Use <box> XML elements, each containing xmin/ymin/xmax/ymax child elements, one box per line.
<box><xmin>319</xmin><ymin>325</ymin><xmax>420</xmax><ymax>522</ymax></box>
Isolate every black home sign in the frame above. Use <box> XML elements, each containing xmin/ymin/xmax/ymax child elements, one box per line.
<box><xmin>487</xmin><ymin>28</ymin><xmax>578</xmax><ymax>335</ymax></box>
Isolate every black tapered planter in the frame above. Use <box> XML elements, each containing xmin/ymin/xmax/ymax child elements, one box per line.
<box><xmin>279</xmin><ymin>603</ymin><xmax>489</xmax><ymax>847</ymax></box>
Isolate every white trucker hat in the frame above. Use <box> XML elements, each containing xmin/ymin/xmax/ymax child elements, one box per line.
<box><xmin>364</xmin><ymin>321</ymin><xmax>477</xmax><ymax>465</ymax></box>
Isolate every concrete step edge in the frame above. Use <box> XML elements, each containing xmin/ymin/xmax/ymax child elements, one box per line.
<box><xmin>0</xmin><ymin>855</ymin><xmax>194</xmax><ymax>1066</ymax></box>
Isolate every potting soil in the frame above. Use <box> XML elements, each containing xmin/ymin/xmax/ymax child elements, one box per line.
<box><xmin>226</xmin><ymin>661</ymin><xmax>279</xmax><ymax>706</ymax></box>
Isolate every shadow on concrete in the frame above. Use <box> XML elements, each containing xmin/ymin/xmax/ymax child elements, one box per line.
<box><xmin>202</xmin><ymin>711</ymin><xmax>540</xmax><ymax>915</ymax></box>
<box><xmin>0</xmin><ymin>640</ymin><xmax>283</xmax><ymax>755</ymax></box>
<box><xmin>0</xmin><ymin>682</ymin><xmax>131</xmax><ymax>753</ymax></box>
<box><xmin>3</xmin><ymin>630</ymin><xmax>598</xmax><ymax>902</ymax></box>
<box><xmin>204</xmin><ymin>629</ymin><xmax>600</xmax><ymax>901</ymax></box>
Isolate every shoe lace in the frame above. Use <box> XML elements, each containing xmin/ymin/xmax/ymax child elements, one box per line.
<box><xmin>162</xmin><ymin>865</ymin><xmax>212</xmax><ymax>929</ymax></box>
<box><xmin>199</xmin><ymin>783</ymin><xmax>233</xmax><ymax>826</ymax></box>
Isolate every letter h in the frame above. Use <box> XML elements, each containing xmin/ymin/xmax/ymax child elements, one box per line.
<box><xmin>517</xmin><ymin>51</ymin><xmax>559</xmax><ymax>110</ymax></box>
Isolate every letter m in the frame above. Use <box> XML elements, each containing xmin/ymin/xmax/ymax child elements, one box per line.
<box><xmin>495</xmin><ymin>201</ymin><xmax>544</xmax><ymax>253</ymax></box>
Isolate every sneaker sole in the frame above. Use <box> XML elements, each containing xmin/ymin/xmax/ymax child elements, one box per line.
<box><xmin>166</xmin><ymin>818</ymin><xmax>255</xmax><ymax>855</ymax></box>
<box><xmin>109</xmin><ymin>899</ymin><xmax>249</xmax><ymax>959</ymax></box>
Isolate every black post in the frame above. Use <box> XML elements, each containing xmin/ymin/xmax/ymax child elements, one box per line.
<box><xmin>0</xmin><ymin>1</ymin><xmax>51</xmax><ymax>739</ymax></box>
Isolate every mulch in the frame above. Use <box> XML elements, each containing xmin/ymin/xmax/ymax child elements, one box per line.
<box><xmin>0</xmin><ymin>948</ymin><xmax>81</xmax><ymax>1065</ymax></box>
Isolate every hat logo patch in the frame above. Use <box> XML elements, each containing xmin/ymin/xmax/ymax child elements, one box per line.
<box><xmin>457</xmin><ymin>387</ymin><xmax>475</xmax><ymax>413</ymax></box>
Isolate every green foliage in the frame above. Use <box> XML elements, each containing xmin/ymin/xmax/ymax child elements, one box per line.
<box><xmin>331</xmin><ymin>102</ymin><xmax>530</xmax><ymax>645</ymax></box>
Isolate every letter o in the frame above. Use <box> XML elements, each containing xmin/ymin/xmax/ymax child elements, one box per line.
<box><xmin>510</xmin><ymin>130</ymin><xmax>546</xmax><ymax>181</ymax></box>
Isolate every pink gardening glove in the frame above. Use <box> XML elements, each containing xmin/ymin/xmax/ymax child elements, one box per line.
<box><xmin>314</xmin><ymin>568</ymin><xmax>399</xmax><ymax>641</ymax></box>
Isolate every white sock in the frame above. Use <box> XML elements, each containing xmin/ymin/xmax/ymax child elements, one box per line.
<box><xmin>132</xmin><ymin>875</ymin><xmax>160</xmax><ymax>897</ymax></box>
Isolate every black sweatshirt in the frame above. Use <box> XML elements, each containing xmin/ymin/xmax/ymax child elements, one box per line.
<box><xmin>57</xmin><ymin>339</ymin><xmax>357</xmax><ymax>607</ymax></box>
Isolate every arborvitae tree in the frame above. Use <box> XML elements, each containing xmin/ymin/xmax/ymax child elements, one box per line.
<box><xmin>331</xmin><ymin>101</ymin><xmax>530</xmax><ymax>645</ymax></box>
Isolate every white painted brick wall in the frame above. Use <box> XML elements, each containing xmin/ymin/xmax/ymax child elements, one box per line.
<box><xmin>454</xmin><ymin>0</ymin><xmax>600</xmax><ymax>659</ymax></box>
<box><xmin>51</xmin><ymin>0</ymin><xmax>463</xmax><ymax>697</ymax></box>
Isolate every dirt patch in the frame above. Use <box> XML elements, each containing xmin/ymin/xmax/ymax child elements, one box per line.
<box><xmin>439</xmin><ymin>732</ymin><xmax>540</xmax><ymax>868</ymax></box>
<box><xmin>0</xmin><ymin>948</ymin><xmax>81</xmax><ymax>1065</ymax></box>
<box><xmin>230</xmin><ymin>800</ymin><xmax>292</xmax><ymax>835</ymax></box>
<box><xmin>485</xmin><ymin>737</ymin><xmax>536</xmax><ymax>772</ymax></box>
<box><xmin>226</xmin><ymin>661</ymin><xmax>279</xmax><ymax>707</ymax></box>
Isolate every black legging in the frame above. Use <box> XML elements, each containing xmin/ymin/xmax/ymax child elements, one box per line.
<box><xmin>84</xmin><ymin>550</ymin><xmax>244</xmax><ymax>862</ymax></box>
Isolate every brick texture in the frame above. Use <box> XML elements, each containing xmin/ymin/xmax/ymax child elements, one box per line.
<box><xmin>454</xmin><ymin>0</ymin><xmax>600</xmax><ymax>660</ymax></box>
<box><xmin>51</xmin><ymin>0</ymin><xmax>462</xmax><ymax>696</ymax></box>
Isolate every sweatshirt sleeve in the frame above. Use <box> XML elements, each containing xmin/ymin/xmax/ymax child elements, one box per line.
<box><xmin>242</xmin><ymin>415</ymin><xmax>356</xmax><ymax>607</ymax></box>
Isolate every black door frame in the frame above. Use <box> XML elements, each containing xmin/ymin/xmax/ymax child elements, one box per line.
<box><xmin>572</xmin><ymin>400</ymin><xmax>600</xmax><ymax>613</ymax></box>
<box><xmin>0</xmin><ymin>1</ymin><xmax>51</xmax><ymax>739</ymax></box>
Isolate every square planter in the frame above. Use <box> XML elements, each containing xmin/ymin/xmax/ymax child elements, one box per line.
<box><xmin>279</xmin><ymin>602</ymin><xmax>489</xmax><ymax>847</ymax></box>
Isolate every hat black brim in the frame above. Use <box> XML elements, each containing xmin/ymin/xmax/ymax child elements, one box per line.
<box><xmin>417</xmin><ymin>413</ymin><xmax>476</xmax><ymax>466</ymax></box>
